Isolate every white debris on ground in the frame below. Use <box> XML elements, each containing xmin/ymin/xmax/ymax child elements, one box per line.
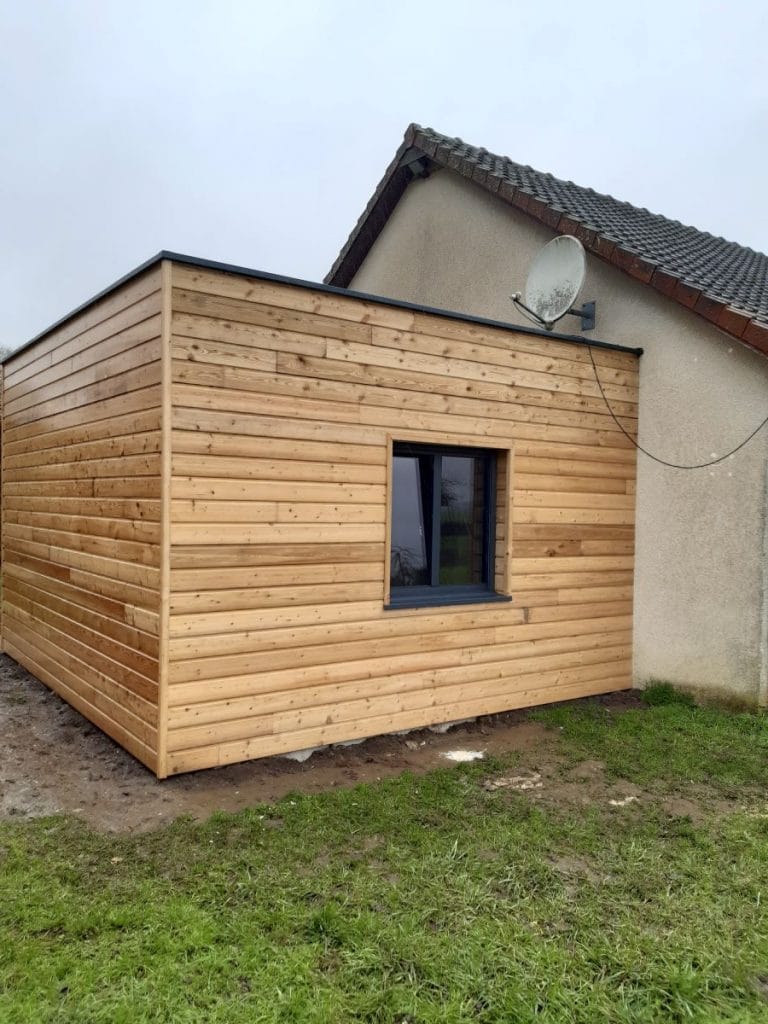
<box><xmin>483</xmin><ymin>772</ymin><xmax>544</xmax><ymax>792</ymax></box>
<box><xmin>441</xmin><ymin>750</ymin><xmax>486</xmax><ymax>763</ymax></box>
<box><xmin>428</xmin><ymin>717</ymin><xmax>476</xmax><ymax>734</ymax></box>
<box><xmin>608</xmin><ymin>795</ymin><xmax>639</xmax><ymax>807</ymax></box>
<box><xmin>281</xmin><ymin>747</ymin><xmax>319</xmax><ymax>763</ymax></box>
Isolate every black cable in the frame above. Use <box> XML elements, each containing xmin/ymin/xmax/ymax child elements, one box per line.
<box><xmin>586</xmin><ymin>344</ymin><xmax>768</xmax><ymax>470</ymax></box>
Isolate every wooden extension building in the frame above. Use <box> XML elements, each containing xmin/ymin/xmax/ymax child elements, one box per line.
<box><xmin>0</xmin><ymin>253</ymin><xmax>641</xmax><ymax>776</ymax></box>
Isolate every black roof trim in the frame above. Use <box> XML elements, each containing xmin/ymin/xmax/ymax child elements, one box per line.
<box><xmin>4</xmin><ymin>249</ymin><xmax>643</xmax><ymax>366</ymax></box>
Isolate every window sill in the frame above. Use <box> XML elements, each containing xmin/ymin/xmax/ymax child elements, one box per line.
<box><xmin>384</xmin><ymin>591</ymin><xmax>513</xmax><ymax>611</ymax></box>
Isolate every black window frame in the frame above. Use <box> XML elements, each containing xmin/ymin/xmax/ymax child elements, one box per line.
<box><xmin>386</xmin><ymin>441</ymin><xmax>510</xmax><ymax>610</ymax></box>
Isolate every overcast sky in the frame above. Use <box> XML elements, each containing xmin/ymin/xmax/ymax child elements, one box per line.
<box><xmin>1</xmin><ymin>0</ymin><xmax>766</xmax><ymax>349</ymax></box>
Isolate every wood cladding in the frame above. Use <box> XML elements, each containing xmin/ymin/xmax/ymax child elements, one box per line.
<box><xmin>0</xmin><ymin>258</ymin><xmax>639</xmax><ymax>776</ymax></box>
<box><xmin>164</xmin><ymin>262</ymin><xmax>638</xmax><ymax>775</ymax></box>
<box><xmin>1</xmin><ymin>267</ymin><xmax>163</xmax><ymax>772</ymax></box>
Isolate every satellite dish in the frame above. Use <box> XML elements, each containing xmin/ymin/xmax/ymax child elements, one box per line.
<box><xmin>512</xmin><ymin>235</ymin><xmax>595</xmax><ymax>331</ymax></box>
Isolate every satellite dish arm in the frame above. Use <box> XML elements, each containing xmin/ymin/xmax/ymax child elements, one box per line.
<box><xmin>511</xmin><ymin>293</ymin><xmax>595</xmax><ymax>332</ymax></box>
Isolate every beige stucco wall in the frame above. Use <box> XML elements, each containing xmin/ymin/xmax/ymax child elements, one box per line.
<box><xmin>349</xmin><ymin>170</ymin><xmax>768</xmax><ymax>704</ymax></box>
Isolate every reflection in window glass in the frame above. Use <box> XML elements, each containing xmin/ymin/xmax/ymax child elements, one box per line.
<box><xmin>439</xmin><ymin>456</ymin><xmax>486</xmax><ymax>586</ymax></box>
<box><xmin>390</xmin><ymin>456</ymin><xmax>429</xmax><ymax>586</ymax></box>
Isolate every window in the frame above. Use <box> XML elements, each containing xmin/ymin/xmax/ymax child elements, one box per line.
<box><xmin>388</xmin><ymin>442</ymin><xmax>508</xmax><ymax>609</ymax></box>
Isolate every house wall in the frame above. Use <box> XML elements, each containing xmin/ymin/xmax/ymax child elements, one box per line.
<box><xmin>165</xmin><ymin>262</ymin><xmax>638</xmax><ymax>774</ymax></box>
<box><xmin>349</xmin><ymin>170</ymin><xmax>768</xmax><ymax>704</ymax></box>
<box><xmin>0</xmin><ymin>267</ymin><xmax>164</xmax><ymax>771</ymax></box>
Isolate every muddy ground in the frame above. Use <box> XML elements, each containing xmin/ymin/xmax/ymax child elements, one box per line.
<box><xmin>0</xmin><ymin>653</ymin><xmax>724</xmax><ymax>833</ymax></box>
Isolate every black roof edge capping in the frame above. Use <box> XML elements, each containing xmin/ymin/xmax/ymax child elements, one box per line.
<box><xmin>3</xmin><ymin>249</ymin><xmax>644</xmax><ymax>366</ymax></box>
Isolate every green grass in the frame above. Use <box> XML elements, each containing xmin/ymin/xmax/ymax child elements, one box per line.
<box><xmin>535</xmin><ymin>692</ymin><xmax>768</xmax><ymax>789</ymax></box>
<box><xmin>2</xmin><ymin>704</ymin><xmax>768</xmax><ymax>1022</ymax></box>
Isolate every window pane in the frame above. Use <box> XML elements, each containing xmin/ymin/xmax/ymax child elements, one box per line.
<box><xmin>439</xmin><ymin>455</ymin><xmax>486</xmax><ymax>586</ymax></box>
<box><xmin>390</xmin><ymin>455</ymin><xmax>430</xmax><ymax>587</ymax></box>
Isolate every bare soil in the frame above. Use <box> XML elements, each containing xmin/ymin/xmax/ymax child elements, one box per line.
<box><xmin>0</xmin><ymin>653</ymin><xmax>721</xmax><ymax>833</ymax></box>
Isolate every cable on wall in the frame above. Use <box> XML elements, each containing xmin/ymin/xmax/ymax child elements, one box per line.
<box><xmin>586</xmin><ymin>345</ymin><xmax>768</xmax><ymax>470</ymax></box>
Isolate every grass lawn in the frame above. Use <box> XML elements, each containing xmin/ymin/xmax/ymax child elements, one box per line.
<box><xmin>2</xmin><ymin>691</ymin><xmax>768</xmax><ymax>1022</ymax></box>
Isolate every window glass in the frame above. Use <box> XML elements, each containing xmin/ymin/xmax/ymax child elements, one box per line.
<box><xmin>439</xmin><ymin>455</ymin><xmax>486</xmax><ymax>586</ymax></box>
<box><xmin>390</xmin><ymin>455</ymin><xmax>429</xmax><ymax>587</ymax></box>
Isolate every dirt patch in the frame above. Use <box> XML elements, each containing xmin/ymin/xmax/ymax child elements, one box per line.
<box><xmin>0</xmin><ymin>654</ymin><xmax>563</xmax><ymax>832</ymax></box>
<box><xmin>0</xmin><ymin>653</ymin><xmax>741</xmax><ymax>834</ymax></box>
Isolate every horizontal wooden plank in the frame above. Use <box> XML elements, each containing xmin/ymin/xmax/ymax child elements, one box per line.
<box><xmin>3</xmin><ymin>560</ymin><xmax>159</xmax><ymax>650</ymax></box>
<box><xmin>170</xmin><ymin>541</ymin><xmax>384</xmax><ymax>570</ymax></box>
<box><xmin>172</xmin><ymin>287</ymin><xmax>374</xmax><ymax>344</ymax></box>
<box><xmin>511</xmin><ymin>555</ymin><xmax>634</xmax><ymax>574</ymax></box>
<box><xmin>169</xmin><ymin>579</ymin><xmax>383</xmax><ymax>614</ymax></box>
<box><xmin>4</xmin><ymin>496</ymin><xmax>161</xmax><ymax>521</ymax></box>
<box><xmin>171</xmin><ymin>403</ymin><xmax>384</xmax><ymax>447</ymax></box>
<box><xmin>169</xmin><ymin>598</ymin><xmax>389</xmax><ymax>637</ymax></box>
<box><xmin>370</xmin><ymin>324</ymin><xmax>637</xmax><ymax>388</ymax></box>
<box><xmin>173</xmin><ymin>357</ymin><xmax>636</xmax><ymax>450</ymax></box>
<box><xmin>3</xmin><ymin>429</ymin><xmax>160</xmax><ymax>472</ymax></box>
<box><xmin>4</xmin><ymin>635</ymin><xmax>158</xmax><ymax>772</ymax></box>
<box><xmin>170</xmin><ymin>522</ymin><xmax>382</xmax><ymax>547</ymax></box>
<box><xmin>166</xmin><ymin>666</ymin><xmax>631</xmax><ymax>772</ymax></box>
<box><xmin>4</xmin><ymin>605</ymin><xmax>158</xmax><ymax>711</ymax></box>
<box><xmin>276</xmin><ymin>351</ymin><xmax>639</xmax><ymax>425</ymax></box>
<box><xmin>169</xmin><ymin>628</ymin><xmax>632</xmax><ymax>700</ymax></box>
<box><xmin>5</xmin><ymin>267</ymin><xmax>161</xmax><ymax>381</ymax></box>
<box><xmin>172</xmin><ymin>428</ymin><xmax>384</xmax><ymax>466</ymax></box>
<box><xmin>169</xmin><ymin>645</ymin><xmax>632</xmax><ymax>734</ymax></box>
<box><xmin>511</xmin><ymin>472</ymin><xmax>630</xmax><ymax>494</ymax></box>
<box><xmin>3</xmin><ymin>407</ymin><xmax>161</xmax><ymax>460</ymax></box>
<box><xmin>171</xmin><ymin>452</ymin><xmax>384</xmax><ymax>485</ymax></box>
<box><xmin>4</xmin><ymin>577</ymin><xmax>159</xmax><ymax>680</ymax></box>
<box><xmin>166</xmin><ymin>660</ymin><xmax>631</xmax><ymax>756</ymax></box>
<box><xmin>168</xmin><ymin>605</ymin><xmax>537</xmax><ymax>663</ymax></box>
<box><xmin>527</xmin><ymin>600</ymin><xmax>633</xmax><ymax>623</ymax></box>
<box><xmin>3</xmin><ymin>549</ymin><xmax>160</xmax><ymax>617</ymax></box>
<box><xmin>3</xmin><ymin>523</ymin><xmax>161</xmax><ymax>566</ymax></box>
<box><xmin>171</xmin><ymin>264</ymin><xmax>418</xmax><ymax>331</ymax></box>
<box><xmin>172</xmin><ymin>333</ymin><xmax>279</xmax><ymax>374</ymax></box>
<box><xmin>171</xmin><ymin>500</ymin><xmax>385</xmax><ymax>524</ymax></box>
<box><xmin>511</xmin><ymin>570</ymin><xmax>633</xmax><ymax>590</ymax></box>
<box><xmin>4</xmin><ymin>510</ymin><xmax>161</xmax><ymax>544</ymax></box>
<box><xmin>408</xmin><ymin>309</ymin><xmax>639</xmax><ymax>372</ymax></box>
<box><xmin>326</xmin><ymin>337</ymin><xmax>638</xmax><ymax>404</ymax></box>
<box><xmin>4</xmin><ymin>478</ymin><xmax>164</xmax><ymax>503</ymax></box>
<box><xmin>4</xmin><ymin>451</ymin><xmax>161</xmax><ymax>483</ymax></box>
<box><xmin>173</xmin><ymin>310</ymin><xmax>329</xmax><ymax>358</ymax></box>
<box><xmin>5</xmin><ymin>309</ymin><xmax>162</xmax><ymax>405</ymax></box>
<box><xmin>513</xmin><ymin>507</ymin><xmax>636</xmax><ymax>526</ymax></box>
<box><xmin>3</xmin><ymin>385</ymin><xmax>161</xmax><ymax>445</ymax></box>
<box><xmin>171</xmin><ymin>560</ymin><xmax>382</xmax><ymax>593</ymax></box>
<box><xmin>514</xmin><ymin>490</ymin><xmax>635</xmax><ymax>510</ymax></box>
<box><xmin>171</xmin><ymin>475</ymin><xmax>385</xmax><ymax>503</ymax></box>
<box><xmin>5</xmin><ymin>362</ymin><xmax>162</xmax><ymax>430</ymax></box>
<box><xmin>5</xmin><ymin>337</ymin><xmax>162</xmax><ymax>419</ymax></box>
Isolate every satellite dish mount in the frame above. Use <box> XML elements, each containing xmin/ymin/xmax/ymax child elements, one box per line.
<box><xmin>512</xmin><ymin>235</ymin><xmax>595</xmax><ymax>331</ymax></box>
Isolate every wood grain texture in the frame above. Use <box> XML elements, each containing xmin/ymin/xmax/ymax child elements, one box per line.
<box><xmin>1</xmin><ymin>260</ymin><xmax>639</xmax><ymax>776</ymax></box>
<box><xmin>1</xmin><ymin>265</ymin><xmax>164</xmax><ymax>773</ymax></box>
<box><xmin>165</xmin><ymin>263</ymin><xmax>639</xmax><ymax>773</ymax></box>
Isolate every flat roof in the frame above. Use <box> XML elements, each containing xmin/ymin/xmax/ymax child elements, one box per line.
<box><xmin>4</xmin><ymin>250</ymin><xmax>644</xmax><ymax>366</ymax></box>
